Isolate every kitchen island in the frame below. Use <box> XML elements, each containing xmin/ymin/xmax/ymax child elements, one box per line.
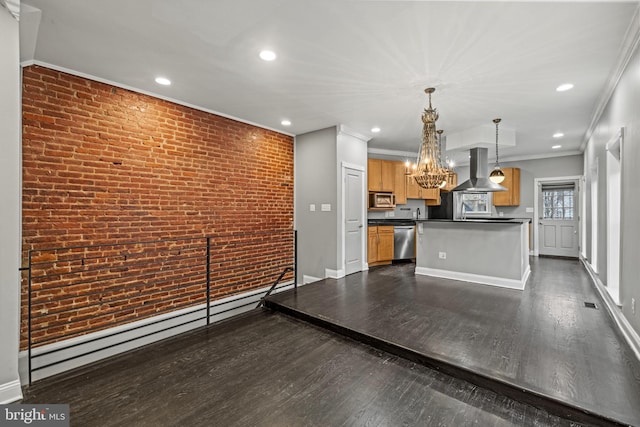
<box><xmin>415</xmin><ymin>219</ymin><xmax>531</xmax><ymax>290</ymax></box>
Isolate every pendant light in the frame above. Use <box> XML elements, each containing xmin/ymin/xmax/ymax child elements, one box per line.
<box><xmin>489</xmin><ymin>118</ymin><xmax>505</xmax><ymax>184</ymax></box>
<box><xmin>410</xmin><ymin>87</ymin><xmax>450</xmax><ymax>189</ymax></box>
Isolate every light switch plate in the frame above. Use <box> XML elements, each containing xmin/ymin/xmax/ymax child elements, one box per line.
<box><xmin>321</xmin><ymin>204</ymin><xmax>331</xmax><ymax>212</ymax></box>
<box><xmin>309</xmin><ymin>204</ymin><xmax>316</xmax><ymax>212</ymax></box>
<box><xmin>526</xmin><ymin>207</ymin><xmax>534</xmax><ymax>213</ymax></box>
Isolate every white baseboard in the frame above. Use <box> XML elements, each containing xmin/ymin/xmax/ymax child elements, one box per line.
<box><xmin>580</xmin><ymin>257</ymin><xmax>640</xmax><ymax>363</ymax></box>
<box><xmin>325</xmin><ymin>268</ymin><xmax>345</xmax><ymax>279</ymax></box>
<box><xmin>303</xmin><ymin>275</ymin><xmax>322</xmax><ymax>284</ymax></box>
<box><xmin>415</xmin><ymin>266</ymin><xmax>529</xmax><ymax>291</ymax></box>
<box><xmin>0</xmin><ymin>379</ymin><xmax>22</xmax><ymax>403</ymax></box>
<box><xmin>19</xmin><ymin>281</ymin><xmax>301</xmax><ymax>384</ymax></box>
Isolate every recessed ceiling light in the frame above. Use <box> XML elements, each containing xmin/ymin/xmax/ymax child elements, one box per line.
<box><xmin>281</xmin><ymin>119</ymin><xmax>291</xmax><ymax>126</ymax></box>
<box><xmin>155</xmin><ymin>77</ymin><xmax>171</xmax><ymax>86</ymax></box>
<box><xmin>552</xmin><ymin>145</ymin><xmax>562</xmax><ymax>149</ymax></box>
<box><xmin>553</xmin><ymin>132</ymin><xmax>564</xmax><ymax>138</ymax></box>
<box><xmin>556</xmin><ymin>83</ymin><xmax>574</xmax><ymax>92</ymax></box>
<box><xmin>259</xmin><ymin>50</ymin><xmax>277</xmax><ymax>61</ymax></box>
<box><xmin>371</xmin><ymin>127</ymin><xmax>381</xmax><ymax>133</ymax></box>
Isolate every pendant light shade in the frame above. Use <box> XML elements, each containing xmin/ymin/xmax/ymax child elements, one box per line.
<box><xmin>489</xmin><ymin>118</ymin><xmax>505</xmax><ymax>184</ymax></box>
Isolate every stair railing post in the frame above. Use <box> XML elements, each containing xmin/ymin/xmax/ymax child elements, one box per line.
<box><xmin>294</xmin><ymin>230</ymin><xmax>298</xmax><ymax>289</ymax></box>
<box><xmin>206</xmin><ymin>237</ymin><xmax>211</xmax><ymax>325</ymax></box>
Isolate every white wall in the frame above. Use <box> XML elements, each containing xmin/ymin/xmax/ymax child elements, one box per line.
<box><xmin>0</xmin><ymin>5</ymin><xmax>24</xmax><ymax>402</ymax></box>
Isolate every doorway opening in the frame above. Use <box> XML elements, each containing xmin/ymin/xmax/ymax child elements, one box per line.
<box><xmin>533</xmin><ymin>176</ymin><xmax>581</xmax><ymax>257</ymax></box>
<box><xmin>590</xmin><ymin>163</ymin><xmax>599</xmax><ymax>273</ymax></box>
<box><xmin>606</xmin><ymin>128</ymin><xmax>623</xmax><ymax>305</ymax></box>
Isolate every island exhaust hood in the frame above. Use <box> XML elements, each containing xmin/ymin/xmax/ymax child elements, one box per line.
<box><xmin>453</xmin><ymin>147</ymin><xmax>507</xmax><ymax>192</ymax></box>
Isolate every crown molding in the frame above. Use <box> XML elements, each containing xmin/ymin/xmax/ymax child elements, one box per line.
<box><xmin>1</xmin><ymin>0</ymin><xmax>20</xmax><ymax>20</ymax></box>
<box><xmin>338</xmin><ymin>125</ymin><xmax>371</xmax><ymax>142</ymax></box>
<box><xmin>581</xmin><ymin>3</ymin><xmax>640</xmax><ymax>151</ymax></box>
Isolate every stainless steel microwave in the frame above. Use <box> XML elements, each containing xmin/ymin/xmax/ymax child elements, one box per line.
<box><xmin>369</xmin><ymin>192</ymin><xmax>396</xmax><ymax>209</ymax></box>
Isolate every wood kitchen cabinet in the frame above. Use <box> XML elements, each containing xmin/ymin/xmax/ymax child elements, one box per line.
<box><xmin>441</xmin><ymin>172</ymin><xmax>458</xmax><ymax>193</ymax></box>
<box><xmin>394</xmin><ymin>162</ymin><xmax>407</xmax><ymax>205</ymax></box>
<box><xmin>367</xmin><ymin>225</ymin><xmax>394</xmax><ymax>266</ymax></box>
<box><xmin>492</xmin><ymin>167</ymin><xmax>520</xmax><ymax>206</ymax></box>
<box><xmin>368</xmin><ymin>159</ymin><xmax>395</xmax><ymax>192</ymax></box>
<box><xmin>406</xmin><ymin>175</ymin><xmax>440</xmax><ymax>205</ymax></box>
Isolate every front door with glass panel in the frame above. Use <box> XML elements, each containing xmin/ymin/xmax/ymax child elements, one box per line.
<box><xmin>538</xmin><ymin>181</ymin><xmax>579</xmax><ymax>257</ymax></box>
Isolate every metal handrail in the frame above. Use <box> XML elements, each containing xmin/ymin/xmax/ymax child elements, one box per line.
<box><xmin>256</xmin><ymin>267</ymin><xmax>294</xmax><ymax>309</ymax></box>
<box><xmin>24</xmin><ymin>229</ymin><xmax>296</xmax><ymax>385</ymax></box>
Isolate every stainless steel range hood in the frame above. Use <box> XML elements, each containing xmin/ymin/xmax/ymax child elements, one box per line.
<box><xmin>452</xmin><ymin>147</ymin><xmax>507</xmax><ymax>192</ymax></box>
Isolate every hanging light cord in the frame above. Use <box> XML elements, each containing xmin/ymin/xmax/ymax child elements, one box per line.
<box><xmin>494</xmin><ymin>118</ymin><xmax>501</xmax><ymax>167</ymax></box>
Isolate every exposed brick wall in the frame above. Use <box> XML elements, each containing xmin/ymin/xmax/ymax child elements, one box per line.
<box><xmin>21</xmin><ymin>65</ymin><xmax>294</xmax><ymax>349</ymax></box>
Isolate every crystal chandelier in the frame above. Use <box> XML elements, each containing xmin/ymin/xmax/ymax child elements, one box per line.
<box><xmin>410</xmin><ymin>87</ymin><xmax>450</xmax><ymax>189</ymax></box>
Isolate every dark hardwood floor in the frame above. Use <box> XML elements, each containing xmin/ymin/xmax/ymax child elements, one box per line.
<box><xmin>24</xmin><ymin>309</ymin><xmax>580</xmax><ymax>426</ymax></box>
<box><xmin>265</xmin><ymin>257</ymin><xmax>640</xmax><ymax>426</ymax></box>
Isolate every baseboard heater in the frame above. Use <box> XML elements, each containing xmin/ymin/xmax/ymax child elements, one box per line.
<box><xmin>20</xmin><ymin>281</ymin><xmax>298</xmax><ymax>384</ymax></box>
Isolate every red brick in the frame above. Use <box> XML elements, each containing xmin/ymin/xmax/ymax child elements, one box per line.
<box><xmin>21</xmin><ymin>66</ymin><xmax>294</xmax><ymax>349</ymax></box>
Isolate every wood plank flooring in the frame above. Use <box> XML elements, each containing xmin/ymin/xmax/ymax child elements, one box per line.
<box><xmin>265</xmin><ymin>257</ymin><xmax>640</xmax><ymax>426</ymax></box>
<box><xmin>23</xmin><ymin>309</ymin><xmax>577</xmax><ymax>426</ymax></box>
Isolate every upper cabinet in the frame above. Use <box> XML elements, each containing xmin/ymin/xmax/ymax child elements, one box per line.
<box><xmin>492</xmin><ymin>167</ymin><xmax>520</xmax><ymax>206</ymax></box>
<box><xmin>394</xmin><ymin>162</ymin><xmax>407</xmax><ymax>205</ymax></box>
<box><xmin>406</xmin><ymin>175</ymin><xmax>440</xmax><ymax>204</ymax></box>
<box><xmin>441</xmin><ymin>173</ymin><xmax>458</xmax><ymax>193</ymax></box>
<box><xmin>368</xmin><ymin>159</ymin><xmax>395</xmax><ymax>192</ymax></box>
<box><xmin>367</xmin><ymin>158</ymin><xmax>440</xmax><ymax>205</ymax></box>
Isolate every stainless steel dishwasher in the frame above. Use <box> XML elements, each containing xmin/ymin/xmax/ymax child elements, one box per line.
<box><xmin>393</xmin><ymin>224</ymin><xmax>415</xmax><ymax>260</ymax></box>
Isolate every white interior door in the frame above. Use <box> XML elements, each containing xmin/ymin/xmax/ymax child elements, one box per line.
<box><xmin>538</xmin><ymin>181</ymin><xmax>579</xmax><ymax>257</ymax></box>
<box><xmin>345</xmin><ymin>168</ymin><xmax>364</xmax><ymax>275</ymax></box>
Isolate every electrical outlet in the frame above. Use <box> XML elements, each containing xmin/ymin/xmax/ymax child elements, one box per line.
<box><xmin>632</xmin><ymin>298</ymin><xmax>636</xmax><ymax>315</ymax></box>
<box><xmin>439</xmin><ymin>252</ymin><xmax>447</xmax><ymax>260</ymax></box>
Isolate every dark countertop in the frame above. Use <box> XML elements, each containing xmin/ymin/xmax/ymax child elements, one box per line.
<box><xmin>368</xmin><ymin>219</ymin><xmax>417</xmax><ymax>226</ymax></box>
<box><xmin>416</xmin><ymin>218</ymin><xmax>531</xmax><ymax>224</ymax></box>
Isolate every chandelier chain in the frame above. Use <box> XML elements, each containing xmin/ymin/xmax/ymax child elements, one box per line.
<box><xmin>493</xmin><ymin>118</ymin><xmax>501</xmax><ymax>167</ymax></box>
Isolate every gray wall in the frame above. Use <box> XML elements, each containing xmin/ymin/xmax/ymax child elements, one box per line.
<box><xmin>295</xmin><ymin>127</ymin><xmax>338</xmax><ymax>282</ymax></box>
<box><xmin>0</xmin><ymin>7</ymin><xmax>23</xmax><ymax>401</ymax></box>
<box><xmin>584</xmin><ymin>32</ymin><xmax>640</xmax><ymax>335</ymax></box>
<box><xmin>295</xmin><ymin>126</ymin><xmax>368</xmax><ymax>281</ymax></box>
<box><xmin>455</xmin><ymin>154</ymin><xmax>584</xmax><ymax>219</ymax></box>
<box><xmin>417</xmin><ymin>221</ymin><xmax>526</xmax><ymax>281</ymax></box>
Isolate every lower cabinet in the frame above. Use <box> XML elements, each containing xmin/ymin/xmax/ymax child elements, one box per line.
<box><xmin>368</xmin><ymin>226</ymin><xmax>394</xmax><ymax>266</ymax></box>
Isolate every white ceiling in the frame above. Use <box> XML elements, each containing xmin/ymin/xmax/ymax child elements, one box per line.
<box><xmin>20</xmin><ymin>0</ymin><xmax>639</xmax><ymax>166</ymax></box>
